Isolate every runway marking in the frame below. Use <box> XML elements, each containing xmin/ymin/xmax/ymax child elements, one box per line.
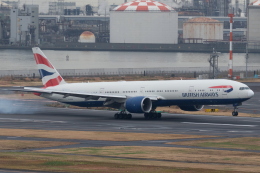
<box><xmin>242</xmin><ymin>120</ymin><xmax>260</xmax><ymax>123</ymax></box>
<box><xmin>182</xmin><ymin>122</ymin><xmax>257</xmax><ymax>127</ymax></box>
<box><xmin>228</xmin><ymin>131</ymin><xmax>253</xmax><ymax>133</ymax></box>
<box><xmin>7</xmin><ymin>136</ymin><xmax>21</xmax><ymax>138</ymax></box>
<box><xmin>0</xmin><ymin>118</ymin><xmax>67</xmax><ymax>123</ymax></box>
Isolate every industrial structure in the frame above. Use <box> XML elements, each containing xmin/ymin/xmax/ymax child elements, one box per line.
<box><xmin>183</xmin><ymin>17</ymin><xmax>223</xmax><ymax>43</ymax></box>
<box><xmin>48</xmin><ymin>0</ymin><xmax>76</xmax><ymax>15</ymax></box>
<box><xmin>9</xmin><ymin>5</ymin><xmax>39</xmax><ymax>45</ymax></box>
<box><xmin>110</xmin><ymin>0</ymin><xmax>178</xmax><ymax>44</ymax></box>
<box><xmin>0</xmin><ymin>0</ymin><xmax>252</xmax><ymax>48</ymax></box>
<box><xmin>178</xmin><ymin>0</ymin><xmax>231</xmax><ymax>16</ymax></box>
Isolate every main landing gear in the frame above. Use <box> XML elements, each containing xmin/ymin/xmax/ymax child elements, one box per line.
<box><xmin>114</xmin><ymin>111</ymin><xmax>132</xmax><ymax>120</ymax></box>
<box><xmin>232</xmin><ymin>103</ymin><xmax>240</xmax><ymax>116</ymax></box>
<box><xmin>144</xmin><ymin>111</ymin><xmax>162</xmax><ymax>119</ymax></box>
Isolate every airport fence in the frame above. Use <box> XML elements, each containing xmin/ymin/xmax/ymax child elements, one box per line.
<box><xmin>0</xmin><ymin>66</ymin><xmax>259</xmax><ymax>79</ymax></box>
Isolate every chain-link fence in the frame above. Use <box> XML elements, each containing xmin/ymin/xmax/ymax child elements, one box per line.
<box><xmin>0</xmin><ymin>66</ymin><xmax>259</xmax><ymax>79</ymax></box>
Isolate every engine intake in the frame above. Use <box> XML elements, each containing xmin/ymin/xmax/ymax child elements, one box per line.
<box><xmin>125</xmin><ymin>96</ymin><xmax>152</xmax><ymax>113</ymax></box>
<box><xmin>178</xmin><ymin>105</ymin><xmax>204</xmax><ymax>111</ymax></box>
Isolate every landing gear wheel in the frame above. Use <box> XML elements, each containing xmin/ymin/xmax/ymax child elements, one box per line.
<box><xmin>127</xmin><ymin>114</ymin><xmax>132</xmax><ymax>119</ymax></box>
<box><xmin>232</xmin><ymin>103</ymin><xmax>240</xmax><ymax>116</ymax></box>
<box><xmin>144</xmin><ymin>111</ymin><xmax>162</xmax><ymax>120</ymax></box>
<box><xmin>118</xmin><ymin>114</ymin><xmax>123</xmax><ymax>119</ymax></box>
<box><xmin>232</xmin><ymin>111</ymin><xmax>238</xmax><ymax>116</ymax></box>
<box><xmin>123</xmin><ymin>114</ymin><xmax>128</xmax><ymax>119</ymax></box>
<box><xmin>114</xmin><ymin>111</ymin><xmax>132</xmax><ymax>120</ymax></box>
<box><xmin>114</xmin><ymin>113</ymin><xmax>119</xmax><ymax>119</ymax></box>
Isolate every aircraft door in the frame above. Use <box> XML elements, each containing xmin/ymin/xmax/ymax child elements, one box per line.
<box><xmin>100</xmin><ymin>88</ymin><xmax>104</xmax><ymax>94</ymax></box>
<box><xmin>189</xmin><ymin>86</ymin><xmax>194</xmax><ymax>92</ymax></box>
<box><xmin>140</xmin><ymin>87</ymin><xmax>145</xmax><ymax>96</ymax></box>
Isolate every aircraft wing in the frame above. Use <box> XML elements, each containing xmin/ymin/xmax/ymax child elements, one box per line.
<box><xmin>6</xmin><ymin>87</ymin><xmax>162</xmax><ymax>101</ymax></box>
<box><xmin>7</xmin><ymin>87</ymin><xmax>127</xmax><ymax>100</ymax></box>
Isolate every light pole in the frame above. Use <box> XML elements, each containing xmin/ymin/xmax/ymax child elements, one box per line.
<box><xmin>245</xmin><ymin>43</ymin><xmax>249</xmax><ymax>78</ymax></box>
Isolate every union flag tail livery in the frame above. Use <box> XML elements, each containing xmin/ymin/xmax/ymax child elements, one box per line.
<box><xmin>32</xmin><ymin>47</ymin><xmax>66</xmax><ymax>88</ymax></box>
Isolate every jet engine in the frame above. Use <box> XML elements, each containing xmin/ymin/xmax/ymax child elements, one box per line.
<box><xmin>178</xmin><ymin>105</ymin><xmax>204</xmax><ymax>111</ymax></box>
<box><xmin>125</xmin><ymin>96</ymin><xmax>152</xmax><ymax>113</ymax></box>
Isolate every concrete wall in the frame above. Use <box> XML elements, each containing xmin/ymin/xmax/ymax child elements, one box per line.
<box><xmin>110</xmin><ymin>11</ymin><xmax>178</xmax><ymax>44</ymax></box>
<box><xmin>248</xmin><ymin>5</ymin><xmax>260</xmax><ymax>41</ymax></box>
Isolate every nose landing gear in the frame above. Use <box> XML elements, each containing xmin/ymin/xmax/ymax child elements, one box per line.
<box><xmin>232</xmin><ymin>110</ymin><xmax>238</xmax><ymax>116</ymax></box>
<box><xmin>232</xmin><ymin>103</ymin><xmax>241</xmax><ymax>116</ymax></box>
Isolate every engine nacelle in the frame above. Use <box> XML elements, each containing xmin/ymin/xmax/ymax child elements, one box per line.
<box><xmin>178</xmin><ymin>105</ymin><xmax>204</xmax><ymax>111</ymax></box>
<box><xmin>125</xmin><ymin>96</ymin><xmax>152</xmax><ymax>113</ymax></box>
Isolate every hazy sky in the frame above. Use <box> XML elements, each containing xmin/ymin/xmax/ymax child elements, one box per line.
<box><xmin>18</xmin><ymin>0</ymin><xmax>125</xmax><ymax>13</ymax></box>
<box><xmin>17</xmin><ymin>0</ymin><xmax>250</xmax><ymax>13</ymax></box>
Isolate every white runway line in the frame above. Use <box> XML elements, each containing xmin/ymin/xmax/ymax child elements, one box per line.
<box><xmin>182</xmin><ymin>122</ymin><xmax>257</xmax><ymax>127</ymax></box>
<box><xmin>0</xmin><ymin>118</ymin><xmax>67</xmax><ymax>123</ymax></box>
<box><xmin>228</xmin><ymin>131</ymin><xmax>253</xmax><ymax>133</ymax></box>
<box><xmin>242</xmin><ymin>120</ymin><xmax>260</xmax><ymax>123</ymax></box>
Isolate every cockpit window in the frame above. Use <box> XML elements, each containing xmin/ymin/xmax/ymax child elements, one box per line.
<box><xmin>239</xmin><ymin>87</ymin><xmax>250</xmax><ymax>90</ymax></box>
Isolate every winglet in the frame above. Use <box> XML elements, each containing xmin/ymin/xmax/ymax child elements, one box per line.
<box><xmin>32</xmin><ymin>47</ymin><xmax>66</xmax><ymax>88</ymax></box>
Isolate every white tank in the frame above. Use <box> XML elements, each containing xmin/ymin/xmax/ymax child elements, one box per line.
<box><xmin>248</xmin><ymin>1</ymin><xmax>260</xmax><ymax>42</ymax></box>
<box><xmin>78</xmin><ymin>31</ymin><xmax>95</xmax><ymax>43</ymax></box>
<box><xmin>110</xmin><ymin>0</ymin><xmax>178</xmax><ymax>44</ymax></box>
<box><xmin>183</xmin><ymin>17</ymin><xmax>223</xmax><ymax>43</ymax></box>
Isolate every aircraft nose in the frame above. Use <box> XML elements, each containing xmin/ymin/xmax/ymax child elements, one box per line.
<box><xmin>248</xmin><ymin>90</ymin><xmax>254</xmax><ymax>98</ymax></box>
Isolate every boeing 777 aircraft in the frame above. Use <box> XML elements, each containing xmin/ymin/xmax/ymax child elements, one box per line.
<box><xmin>9</xmin><ymin>47</ymin><xmax>254</xmax><ymax>119</ymax></box>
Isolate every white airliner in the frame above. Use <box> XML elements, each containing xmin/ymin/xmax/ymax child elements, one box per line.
<box><xmin>11</xmin><ymin>47</ymin><xmax>254</xmax><ymax>119</ymax></box>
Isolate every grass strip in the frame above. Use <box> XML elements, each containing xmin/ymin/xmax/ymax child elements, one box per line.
<box><xmin>167</xmin><ymin>137</ymin><xmax>260</xmax><ymax>150</ymax></box>
<box><xmin>0</xmin><ymin>140</ymin><xmax>77</xmax><ymax>150</ymax></box>
<box><xmin>0</xmin><ymin>151</ymin><xmax>256</xmax><ymax>173</ymax></box>
<box><xmin>0</xmin><ymin>128</ymin><xmax>213</xmax><ymax>141</ymax></box>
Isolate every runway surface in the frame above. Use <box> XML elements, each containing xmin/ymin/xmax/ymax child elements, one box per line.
<box><xmin>0</xmin><ymin>82</ymin><xmax>259</xmax><ymax>138</ymax></box>
<box><xmin>0</xmin><ymin>82</ymin><xmax>260</xmax><ymax>172</ymax></box>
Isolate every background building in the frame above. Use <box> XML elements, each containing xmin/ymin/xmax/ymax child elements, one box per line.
<box><xmin>247</xmin><ymin>0</ymin><xmax>260</xmax><ymax>42</ymax></box>
<box><xmin>49</xmin><ymin>0</ymin><xmax>76</xmax><ymax>15</ymax></box>
<box><xmin>176</xmin><ymin>0</ymin><xmax>231</xmax><ymax>17</ymax></box>
<box><xmin>10</xmin><ymin>5</ymin><xmax>39</xmax><ymax>45</ymax></box>
<box><xmin>110</xmin><ymin>0</ymin><xmax>178</xmax><ymax>44</ymax></box>
<box><xmin>183</xmin><ymin>17</ymin><xmax>223</xmax><ymax>43</ymax></box>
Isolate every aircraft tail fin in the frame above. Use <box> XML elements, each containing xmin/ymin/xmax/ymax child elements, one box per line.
<box><xmin>32</xmin><ymin>47</ymin><xmax>66</xmax><ymax>88</ymax></box>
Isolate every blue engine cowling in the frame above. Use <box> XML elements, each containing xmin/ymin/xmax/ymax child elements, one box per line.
<box><xmin>125</xmin><ymin>96</ymin><xmax>152</xmax><ymax>113</ymax></box>
<box><xmin>178</xmin><ymin>105</ymin><xmax>204</xmax><ymax>111</ymax></box>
